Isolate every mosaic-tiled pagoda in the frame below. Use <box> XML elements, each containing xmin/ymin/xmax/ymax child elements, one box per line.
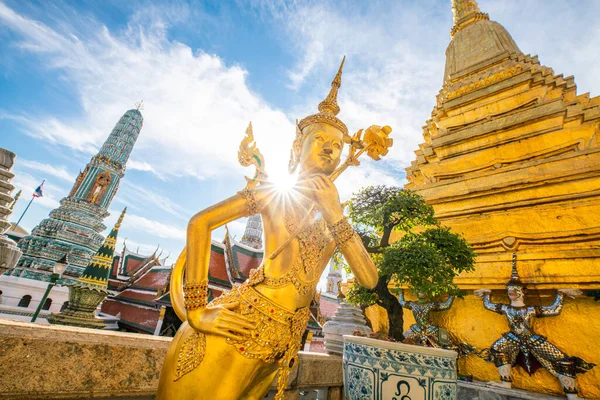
<box><xmin>404</xmin><ymin>0</ymin><xmax>600</xmax><ymax>396</ymax></box>
<box><xmin>9</xmin><ymin>108</ymin><xmax>143</xmax><ymax>284</ymax></box>
<box><xmin>48</xmin><ymin>208</ymin><xmax>126</xmax><ymax>329</ymax></box>
<box><xmin>240</xmin><ymin>214</ymin><xmax>263</xmax><ymax>249</ymax></box>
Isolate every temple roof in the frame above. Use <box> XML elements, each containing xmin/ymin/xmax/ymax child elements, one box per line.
<box><xmin>101</xmin><ymin>299</ymin><xmax>158</xmax><ymax>334</ymax></box>
<box><xmin>132</xmin><ymin>266</ymin><xmax>171</xmax><ymax>290</ymax></box>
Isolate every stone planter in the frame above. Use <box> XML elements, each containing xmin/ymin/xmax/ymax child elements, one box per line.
<box><xmin>343</xmin><ymin>335</ymin><xmax>457</xmax><ymax>400</ymax></box>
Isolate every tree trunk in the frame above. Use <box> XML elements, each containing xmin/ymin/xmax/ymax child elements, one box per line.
<box><xmin>374</xmin><ymin>275</ymin><xmax>404</xmax><ymax>342</ymax></box>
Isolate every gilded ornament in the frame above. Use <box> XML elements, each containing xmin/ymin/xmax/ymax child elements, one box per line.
<box><xmin>238</xmin><ymin>121</ymin><xmax>268</xmax><ymax>189</ymax></box>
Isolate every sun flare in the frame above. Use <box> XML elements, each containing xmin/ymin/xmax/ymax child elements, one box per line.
<box><xmin>271</xmin><ymin>171</ymin><xmax>297</xmax><ymax>193</ymax></box>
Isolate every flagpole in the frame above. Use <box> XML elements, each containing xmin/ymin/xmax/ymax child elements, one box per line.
<box><xmin>14</xmin><ymin>197</ymin><xmax>34</xmax><ymax>228</ymax></box>
<box><xmin>14</xmin><ymin>179</ymin><xmax>45</xmax><ymax>229</ymax></box>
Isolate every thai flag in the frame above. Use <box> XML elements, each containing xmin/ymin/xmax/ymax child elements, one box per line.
<box><xmin>32</xmin><ymin>181</ymin><xmax>44</xmax><ymax>198</ymax></box>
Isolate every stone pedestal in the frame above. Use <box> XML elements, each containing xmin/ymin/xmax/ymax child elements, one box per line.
<box><xmin>323</xmin><ymin>301</ymin><xmax>371</xmax><ymax>355</ymax></box>
<box><xmin>0</xmin><ymin>148</ymin><xmax>21</xmax><ymax>275</ymax></box>
<box><xmin>47</xmin><ymin>284</ymin><xmax>109</xmax><ymax>329</ymax></box>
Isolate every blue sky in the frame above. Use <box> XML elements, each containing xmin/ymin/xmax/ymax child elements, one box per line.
<box><xmin>2</xmin><ymin>0</ymin><xmax>600</xmax><ymax>261</ymax></box>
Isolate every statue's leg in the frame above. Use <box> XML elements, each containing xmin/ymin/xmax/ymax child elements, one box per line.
<box><xmin>530</xmin><ymin>338</ymin><xmax>579</xmax><ymax>397</ymax></box>
<box><xmin>489</xmin><ymin>336</ymin><xmax>518</xmax><ymax>387</ymax></box>
<box><xmin>157</xmin><ymin>325</ymin><xmax>275</xmax><ymax>400</ymax></box>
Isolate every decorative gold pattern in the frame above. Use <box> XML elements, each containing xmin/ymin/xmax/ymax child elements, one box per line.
<box><xmin>183</xmin><ymin>280</ymin><xmax>208</xmax><ymax>310</ymax></box>
<box><xmin>238</xmin><ymin>122</ymin><xmax>268</xmax><ymax>189</ymax></box>
<box><xmin>174</xmin><ymin>330</ymin><xmax>206</xmax><ymax>381</ymax></box>
<box><xmin>328</xmin><ymin>217</ymin><xmax>355</xmax><ymax>246</ymax></box>
<box><xmin>237</xmin><ymin>187</ymin><xmax>262</xmax><ymax>216</ymax></box>
<box><xmin>442</xmin><ymin>66</ymin><xmax>521</xmax><ymax>101</ymax></box>
<box><xmin>249</xmin><ymin>210</ymin><xmax>332</xmax><ymax>295</ymax></box>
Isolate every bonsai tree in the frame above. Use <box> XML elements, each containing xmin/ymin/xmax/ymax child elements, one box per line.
<box><xmin>344</xmin><ymin>186</ymin><xmax>476</xmax><ymax>341</ymax></box>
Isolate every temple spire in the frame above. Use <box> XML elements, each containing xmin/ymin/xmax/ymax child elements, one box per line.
<box><xmin>451</xmin><ymin>0</ymin><xmax>489</xmax><ymax>37</ymax></box>
<box><xmin>240</xmin><ymin>214</ymin><xmax>263</xmax><ymax>249</ymax></box>
<box><xmin>77</xmin><ymin>207</ymin><xmax>126</xmax><ymax>290</ymax></box>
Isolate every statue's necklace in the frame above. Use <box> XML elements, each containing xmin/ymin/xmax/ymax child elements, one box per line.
<box><xmin>249</xmin><ymin>201</ymin><xmax>331</xmax><ymax>295</ymax></box>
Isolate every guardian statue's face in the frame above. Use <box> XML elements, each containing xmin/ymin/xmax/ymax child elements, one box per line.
<box><xmin>507</xmin><ymin>285</ymin><xmax>524</xmax><ymax>301</ymax></box>
<box><xmin>298</xmin><ymin>123</ymin><xmax>344</xmax><ymax>176</ymax></box>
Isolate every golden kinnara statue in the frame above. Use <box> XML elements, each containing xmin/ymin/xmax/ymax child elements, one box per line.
<box><xmin>157</xmin><ymin>58</ymin><xmax>393</xmax><ymax>400</ymax></box>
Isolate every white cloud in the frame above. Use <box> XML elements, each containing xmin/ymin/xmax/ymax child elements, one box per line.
<box><xmin>121</xmin><ymin>213</ymin><xmax>186</xmax><ymax>241</ymax></box>
<box><xmin>17</xmin><ymin>159</ymin><xmax>73</xmax><ymax>182</ymax></box>
<box><xmin>116</xmin><ymin>181</ymin><xmax>190</xmax><ymax>221</ymax></box>
<box><xmin>248</xmin><ymin>0</ymin><xmax>449</xmax><ymax>170</ymax></box>
<box><xmin>127</xmin><ymin>159</ymin><xmax>163</xmax><ymax>179</ymax></box>
<box><xmin>0</xmin><ymin>1</ymin><xmax>294</xmax><ymax>182</ymax></box>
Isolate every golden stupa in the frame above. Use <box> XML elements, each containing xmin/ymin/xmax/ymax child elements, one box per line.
<box><xmin>403</xmin><ymin>0</ymin><xmax>600</xmax><ymax>397</ymax></box>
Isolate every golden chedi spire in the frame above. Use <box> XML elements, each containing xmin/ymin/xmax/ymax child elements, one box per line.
<box><xmin>451</xmin><ymin>0</ymin><xmax>488</xmax><ymax>37</ymax></box>
<box><xmin>298</xmin><ymin>56</ymin><xmax>348</xmax><ymax>136</ymax></box>
<box><xmin>445</xmin><ymin>0</ymin><xmax>520</xmax><ymax>80</ymax></box>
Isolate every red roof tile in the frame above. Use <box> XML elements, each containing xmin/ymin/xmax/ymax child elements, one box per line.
<box><xmin>125</xmin><ymin>258</ymin><xmax>143</xmax><ymax>275</ymax></box>
<box><xmin>234</xmin><ymin>250</ymin><xmax>262</xmax><ymax>280</ymax></box>
<box><xmin>110</xmin><ymin>256</ymin><xmax>120</xmax><ymax>278</ymax></box>
<box><xmin>208</xmin><ymin>246</ymin><xmax>229</xmax><ymax>286</ymax></box>
<box><xmin>101</xmin><ymin>299</ymin><xmax>159</xmax><ymax>333</ymax></box>
<box><xmin>116</xmin><ymin>290</ymin><xmax>158</xmax><ymax>304</ymax></box>
<box><xmin>134</xmin><ymin>269</ymin><xmax>170</xmax><ymax>289</ymax></box>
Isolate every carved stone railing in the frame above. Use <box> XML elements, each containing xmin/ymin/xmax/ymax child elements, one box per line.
<box><xmin>0</xmin><ymin>319</ymin><xmax>343</xmax><ymax>400</ymax></box>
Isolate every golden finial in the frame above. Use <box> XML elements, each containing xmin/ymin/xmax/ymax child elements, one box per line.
<box><xmin>298</xmin><ymin>56</ymin><xmax>348</xmax><ymax>135</ymax></box>
<box><xmin>451</xmin><ymin>0</ymin><xmax>488</xmax><ymax>37</ymax></box>
<box><xmin>115</xmin><ymin>207</ymin><xmax>127</xmax><ymax>229</ymax></box>
<box><xmin>318</xmin><ymin>56</ymin><xmax>345</xmax><ymax>116</ymax></box>
<box><xmin>9</xmin><ymin>189</ymin><xmax>21</xmax><ymax>211</ymax></box>
<box><xmin>511</xmin><ymin>252</ymin><xmax>518</xmax><ymax>279</ymax></box>
<box><xmin>135</xmin><ymin>101</ymin><xmax>144</xmax><ymax>111</ymax></box>
<box><xmin>507</xmin><ymin>252</ymin><xmax>523</xmax><ymax>287</ymax></box>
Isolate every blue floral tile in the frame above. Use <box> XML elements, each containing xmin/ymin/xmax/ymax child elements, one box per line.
<box><xmin>343</xmin><ymin>336</ymin><xmax>458</xmax><ymax>400</ymax></box>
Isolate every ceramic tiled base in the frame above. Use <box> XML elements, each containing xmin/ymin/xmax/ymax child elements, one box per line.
<box><xmin>343</xmin><ymin>335</ymin><xmax>458</xmax><ymax>400</ymax></box>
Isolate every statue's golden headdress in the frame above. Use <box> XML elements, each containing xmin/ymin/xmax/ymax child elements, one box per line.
<box><xmin>506</xmin><ymin>252</ymin><xmax>524</xmax><ymax>288</ymax></box>
<box><xmin>289</xmin><ymin>57</ymin><xmax>349</xmax><ymax>173</ymax></box>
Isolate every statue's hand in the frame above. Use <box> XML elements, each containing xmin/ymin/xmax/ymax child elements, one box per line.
<box><xmin>299</xmin><ymin>174</ymin><xmax>343</xmax><ymax>222</ymax></box>
<box><xmin>557</xmin><ymin>288</ymin><xmax>582</xmax><ymax>299</ymax></box>
<box><xmin>474</xmin><ymin>289</ymin><xmax>491</xmax><ymax>297</ymax></box>
<box><xmin>187</xmin><ymin>302</ymin><xmax>256</xmax><ymax>340</ymax></box>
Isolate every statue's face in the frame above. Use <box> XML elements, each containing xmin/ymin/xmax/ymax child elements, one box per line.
<box><xmin>507</xmin><ymin>285</ymin><xmax>524</xmax><ymax>301</ymax></box>
<box><xmin>298</xmin><ymin>123</ymin><xmax>344</xmax><ymax>175</ymax></box>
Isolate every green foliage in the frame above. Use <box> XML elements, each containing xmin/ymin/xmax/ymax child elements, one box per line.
<box><xmin>349</xmin><ymin>186</ymin><xmax>436</xmax><ymax>234</ymax></box>
<box><xmin>380</xmin><ymin>227</ymin><xmax>476</xmax><ymax>299</ymax></box>
<box><xmin>346</xmin><ymin>185</ymin><xmax>476</xmax><ymax>305</ymax></box>
<box><xmin>346</xmin><ymin>283</ymin><xmax>379</xmax><ymax>307</ymax></box>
